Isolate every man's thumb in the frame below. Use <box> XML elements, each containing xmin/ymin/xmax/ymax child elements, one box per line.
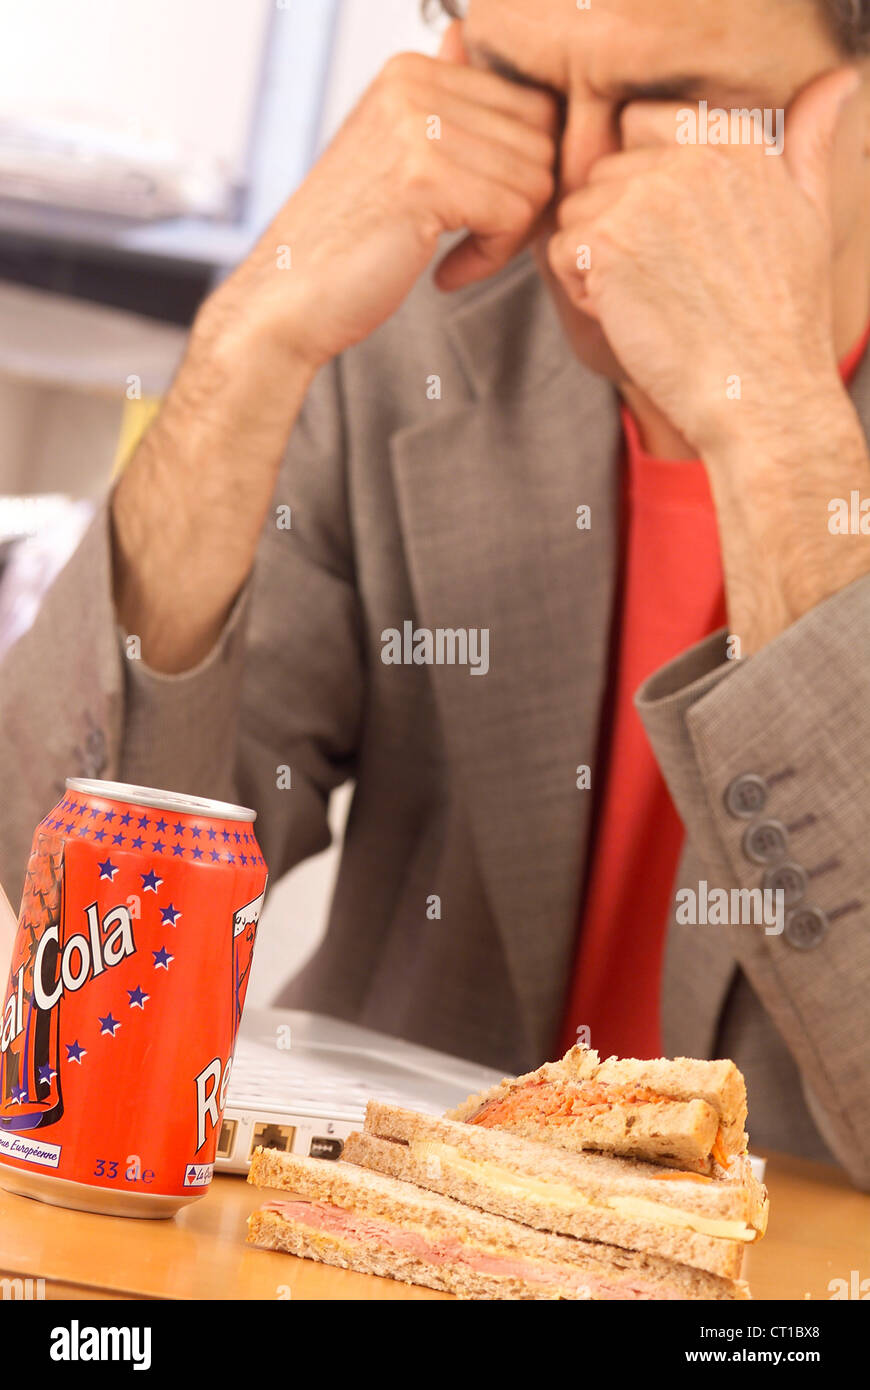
<box><xmin>784</xmin><ymin>66</ymin><xmax>861</xmax><ymax>219</ymax></box>
<box><xmin>438</xmin><ymin>18</ymin><xmax>468</xmax><ymax>65</ymax></box>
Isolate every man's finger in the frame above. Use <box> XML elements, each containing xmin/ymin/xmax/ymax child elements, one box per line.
<box><xmin>784</xmin><ymin>65</ymin><xmax>861</xmax><ymax>222</ymax></box>
<box><xmin>586</xmin><ymin>147</ymin><xmax>669</xmax><ymax>186</ymax></box>
<box><xmin>438</xmin><ymin>17</ymin><xmax>468</xmax><ymax>65</ymax></box>
<box><xmin>620</xmin><ymin>100</ymin><xmax>686</xmax><ymax>151</ymax></box>
<box><xmin>407</xmin><ymin>86</ymin><xmax>557</xmax><ymax>169</ymax></box>
<box><xmin>556</xmin><ymin>180</ymin><xmax>626</xmax><ymax>230</ymax></box>
<box><xmin>424</xmin><ymin>47</ymin><xmax>560</xmax><ymax>132</ymax></box>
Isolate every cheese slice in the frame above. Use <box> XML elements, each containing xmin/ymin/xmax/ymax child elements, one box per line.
<box><xmin>409</xmin><ymin>1140</ymin><xmax>758</xmax><ymax>1243</ymax></box>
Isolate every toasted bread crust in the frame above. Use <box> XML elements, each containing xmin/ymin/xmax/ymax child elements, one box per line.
<box><xmin>446</xmin><ymin>1047</ymin><xmax>748</xmax><ymax>1168</ymax></box>
<box><xmin>363</xmin><ymin>1102</ymin><xmax>767</xmax><ymax>1223</ymax></box>
<box><xmin>246</xmin><ymin>1200</ymin><xmax>748</xmax><ymax>1300</ymax></box>
<box><xmin>344</xmin><ymin>1130</ymin><xmax>748</xmax><ymax>1279</ymax></box>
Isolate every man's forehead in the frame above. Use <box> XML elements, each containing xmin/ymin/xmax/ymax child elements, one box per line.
<box><xmin>463</xmin><ymin>0</ymin><xmax>824</xmax><ymax>102</ymax></box>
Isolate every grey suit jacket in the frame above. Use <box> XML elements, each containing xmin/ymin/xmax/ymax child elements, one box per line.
<box><xmin>2</xmin><ymin>255</ymin><xmax>869</xmax><ymax>1183</ymax></box>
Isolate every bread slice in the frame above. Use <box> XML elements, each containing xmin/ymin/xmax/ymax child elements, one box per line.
<box><xmin>247</xmin><ymin>1148</ymin><xmax>749</xmax><ymax>1301</ymax></box>
<box><xmin>346</xmin><ymin>1104</ymin><xmax>768</xmax><ymax>1279</ymax></box>
<box><xmin>446</xmin><ymin>1046</ymin><xmax>748</xmax><ymax>1173</ymax></box>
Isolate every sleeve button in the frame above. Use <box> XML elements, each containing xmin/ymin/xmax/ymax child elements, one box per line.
<box><xmin>724</xmin><ymin>774</ymin><xmax>768</xmax><ymax>819</ymax></box>
<box><xmin>784</xmin><ymin>906</ymin><xmax>829</xmax><ymax>950</ymax></box>
<box><xmin>762</xmin><ymin>862</ymin><xmax>808</xmax><ymax>906</ymax></box>
<box><xmin>742</xmin><ymin>819</ymin><xmax>789</xmax><ymax>865</ymax></box>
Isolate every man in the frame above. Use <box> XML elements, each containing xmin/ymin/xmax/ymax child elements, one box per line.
<box><xmin>1</xmin><ymin>0</ymin><xmax>869</xmax><ymax>1182</ymax></box>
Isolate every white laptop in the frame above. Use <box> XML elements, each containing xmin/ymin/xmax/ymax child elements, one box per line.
<box><xmin>217</xmin><ymin>1006</ymin><xmax>505</xmax><ymax>1173</ymax></box>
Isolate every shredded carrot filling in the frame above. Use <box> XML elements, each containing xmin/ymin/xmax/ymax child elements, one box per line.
<box><xmin>468</xmin><ymin>1079</ymin><xmax>674</xmax><ymax>1128</ymax></box>
<box><xmin>649</xmin><ymin>1170</ymin><xmax>715</xmax><ymax>1184</ymax></box>
<box><xmin>711</xmin><ymin>1127</ymin><xmax>731</xmax><ymax>1169</ymax></box>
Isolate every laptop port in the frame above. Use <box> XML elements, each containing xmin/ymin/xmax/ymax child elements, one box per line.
<box><xmin>250</xmin><ymin>1122</ymin><xmax>296</xmax><ymax>1157</ymax></box>
<box><xmin>309</xmin><ymin>1136</ymin><xmax>344</xmax><ymax>1160</ymax></box>
<box><xmin>216</xmin><ymin>1118</ymin><xmax>237</xmax><ymax>1159</ymax></box>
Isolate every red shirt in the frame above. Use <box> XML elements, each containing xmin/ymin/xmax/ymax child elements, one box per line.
<box><xmin>558</xmin><ymin>329</ymin><xmax>870</xmax><ymax>1061</ymax></box>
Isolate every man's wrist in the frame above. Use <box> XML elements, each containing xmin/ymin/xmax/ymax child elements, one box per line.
<box><xmin>700</xmin><ymin>377</ymin><xmax>870</xmax><ymax>647</ymax></box>
<box><xmin>198</xmin><ymin>264</ymin><xmax>330</xmax><ymax>381</ymax></box>
<box><xmin>695</xmin><ymin>358</ymin><xmax>848</xmax><ymax>466</ymax></box>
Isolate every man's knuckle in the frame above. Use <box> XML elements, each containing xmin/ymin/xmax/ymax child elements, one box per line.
<box><xmin>400</xmin><ymin>144</ymin><xmax>435</xmax><ymax>194</ymax></box>
<box><xmin>537</xmin><ymin>165</ymin><xmax>557</xmax><ymax>203</ymax></box>
<box><xmin>504</xmin><ymin>188</ymin><xmax>536</xmax><ymax>227</ymax></box>
<box><xmin>381</xmin><ymin>51</ymin><xmax>426</xmax><ymax>84</ymax></box>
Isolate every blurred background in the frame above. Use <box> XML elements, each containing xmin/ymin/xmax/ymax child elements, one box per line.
<box><xmin>0</xmin><ymin>0</ymin><xmax>445</xmax><ymax>1004</ymax></box>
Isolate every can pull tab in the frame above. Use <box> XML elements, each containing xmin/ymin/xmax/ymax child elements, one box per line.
<box><xmin>0</xmin><ymin>879</ymin><xmax>16</xmax><ymax>984</ymax></box>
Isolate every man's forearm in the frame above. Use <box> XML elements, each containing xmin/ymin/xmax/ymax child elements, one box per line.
<box><xmin>701</xmin><ymin>378</ymin><xmax>870</xmax><ymax>656</ymax></box>
<box><xmin>112</xmin><ymin>297</ymin><xmax>317</xmax><ymax>675</ymax></box>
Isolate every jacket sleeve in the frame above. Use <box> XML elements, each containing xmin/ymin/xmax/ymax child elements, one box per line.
<box><xmin>0</xmin><ymin>357</ymin><xmax>363</xmax><ymax>907</ymax></box>
<box><xmin>635</xmin><ymin>574</ymin><xmax>870</xmax><ymax>1188</ymax></box>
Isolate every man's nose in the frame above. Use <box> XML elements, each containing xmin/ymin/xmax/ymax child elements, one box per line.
<box><xmin>559</xmin><ymin>98</ymin><xmax>620</xmax><ymax>194</ymax></box>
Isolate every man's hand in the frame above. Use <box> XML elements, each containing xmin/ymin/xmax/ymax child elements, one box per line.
<box><xmin>209</xmin><ymin>22</ymin><xmax>559</xmax><ymax>371</ymax></box>
<box><xmin>113</xmin><ymin>24</ymin><xmax>559</xmax><ymax>673</ymax></box>
<box><xmin>547</xmin><ymin>67</ymin><xmax>870</xmax><ymax>654</ymax></box>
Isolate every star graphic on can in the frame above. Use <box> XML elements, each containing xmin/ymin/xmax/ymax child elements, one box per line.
<box><xmin>99</xmin><ymin>1012</ymin><xmax>121</xmax><ymax>1036</ymax></box>
<box><xmin>141</xmin><ymin>868</ymin><xmax>163</xmax><ymax>893</ymax></box>
<box><xmin>38</xmin><ymin>1063</ymin><xmax>57</xmax><ymax>1085</ymax></box>
<box><xmin>97</xmin><ymin>857</ymin><xmax>119</xmax><ymax>881</ymax></box>
<box><xmin>127</xmin><ymin>985</ymin><xmax>149</xmax><ymax>1009</ymax></box>
<box><xmin>160</xmin><ymin>903</ymin><xmax>182</xmax><ymax>926</ymax></box>
<box><xmin>153</xmin><ymin>946</ymin><xmax>173</xmax><ymax>970</ymax></box>
<box><xmin>66</xmin><ymin>1040</ymin><xmax>87</xmax><ymax>1063</ymax></box>
<box><xmin>10</xmin><ymin>1084</ymin><xmax>27</xmax><ymax>1103</ymax></box>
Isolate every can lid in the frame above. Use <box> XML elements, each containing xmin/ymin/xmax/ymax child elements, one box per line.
<box><xmin>65</xmin><ymin>779</ymin><xmax>257</xmax><ymax>823</ymax></box>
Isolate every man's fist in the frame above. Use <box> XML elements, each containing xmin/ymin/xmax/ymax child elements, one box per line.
<box><xmin>209</xmin><ymin>24</ymin><xmax>560</xmax><ymax>372</ymax></box>
<box><xmin>545</xmin><ymin>67</ymin><xmax>861</xmax><ymax>454</ymax></box>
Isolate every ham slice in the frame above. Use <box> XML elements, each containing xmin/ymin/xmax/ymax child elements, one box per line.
<box><xmin>262</xmin><ymin>1199</ymin><xmax>677</xmax><ymax>1299</ymax></box>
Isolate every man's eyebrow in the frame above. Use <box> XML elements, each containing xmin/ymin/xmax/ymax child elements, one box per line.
<box><xmin>468</xmin><ymin>46</ymin><xmax>712</xmax><ymax>106</ymax></box>
<box><xmin>601</xmin><ymin>77</ymin><xmax>707</xmax><ymax>104</ymax></box>
<box><xmin>466</xmin><ymin>42</ymin><xmax>563</xmax><ymax>96</ymax></box>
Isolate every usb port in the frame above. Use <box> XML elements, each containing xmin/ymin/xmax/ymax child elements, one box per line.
<box><xmin>309</xmin><ymin>1136</ymin><xmax>343</xmax><ymax>1160</ymax></box>
<box><xmin>250</xmin><ymin>1122</ymin><xmax>296</xmax><ymax>1157</ymax></box>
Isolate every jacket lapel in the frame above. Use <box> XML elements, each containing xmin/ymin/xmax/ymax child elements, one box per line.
<box><xmin>391</xmin><ymin>260</ymin><xmax>621</xmax><ymax>1056</ymax></box>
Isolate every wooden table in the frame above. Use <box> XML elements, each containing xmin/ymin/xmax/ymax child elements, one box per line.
<box><xmin>0</xmin><ymin>1151</ymin><xmax>867</xmax><ymax>1301</ymax></box>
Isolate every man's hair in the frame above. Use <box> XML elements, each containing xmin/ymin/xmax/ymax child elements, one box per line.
<box><xmin>424</xmin><ymin>0</ymin><xmax>870</xmax><ymax>54</ymax></box>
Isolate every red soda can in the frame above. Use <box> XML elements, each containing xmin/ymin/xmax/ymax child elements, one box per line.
<box><xmin>0</xmin><ymin>779</ymin><xmax>267</xmax><ymax>1217</ymax></box>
